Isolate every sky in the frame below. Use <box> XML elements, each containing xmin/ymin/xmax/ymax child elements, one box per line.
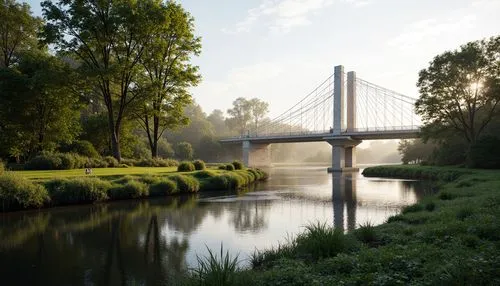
<box><xmin>26</xmin><ymin>0</ymin><xmax>500</xmax><ymax>118</ymax></box>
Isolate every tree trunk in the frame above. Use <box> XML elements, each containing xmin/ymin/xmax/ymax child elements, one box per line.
<box><xmin>107</xmin><ymin>111</ymin><xmax>122</xmax><ymax>161</ymax></box>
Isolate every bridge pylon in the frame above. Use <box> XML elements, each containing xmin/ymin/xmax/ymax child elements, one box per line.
<box><xmin>328</xmin><ymin>65</ymin><xmax>360</xmax><ymax>172</ymax></box>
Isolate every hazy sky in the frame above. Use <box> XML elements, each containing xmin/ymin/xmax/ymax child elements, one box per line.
<box><xmin>27</xmin><ymin>0</ymin><xmax>500</xmax><ymax>118</ymax></box>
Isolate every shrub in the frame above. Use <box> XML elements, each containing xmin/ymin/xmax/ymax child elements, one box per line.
<box><xmin>193</xmin><ymin>159</ymin><xmax>206</xmax><ymax>170</ymax></box>
<box><xmin>104</xmin><ymin>156</ymin><xmax>119</xmax><ymax>167</ymax></box>
<box><xmin>139</xmin><ymin>175</ymin><xmax>161</xmax><ymax>185</ymax></box>
<box><xmin>25</xmin><ymin>152</ymin><xmax>62</xmax><ymax>170</ymax></box>
<box><xmin>218</xmin><ymin>164</ymin><xmax>227</xmax><ymax>170</ymax></box>
<box><xmin>68</xmin><ymin>140</ymin><xmax>100</xmax><ymax>158</ymax></box>
<box><xmin>232</xmin><ymin>160</ymin><xmax>244</xmax><ymax>170</ymax></box>
<box><xmin>402</xmin><ymin>203</ymin><xmax>424</xmax><ymax>214</ymax></box>
<box><xmin>193</xmin><ymin>170</ymin><xmax>217</xmax><ymax>179</ymax></box>
<box><xmin>149</xmin><ymin>179</ymin><xmax>178</xmax><ymax>196</ymax></box>
<box><xmin>221</xmin><ymin>173</ymin><xmax>245</xmax><ymax>189</ymax></box>
<box><xmin>425</xmin><ymin>201</ymin><xmax>436</xmax><ymax>211</ymax></box>
<box><xmin>178</xmin><ymin>161</ymin><xmax>195</xmax><ymax>172</ymax></box>
<box><xmin>170</xmin><ymin>175</ymin><xmax>200</xmax><ymax>193</ymax></box>
<box><xmin>0</xmin><ymin>161</ymin><xmax>4</xmax><ymax>175</ymax></box>
<box><xmin>88</xmin><ymin>157</ymin><xmax>108</xmax><ymax>168</ymax></box>
<box><xmin>46</xmin><ymin>178</ymin><xmax>111</xmax><ymax>205</ymax></box>
<box><xmin>225</xmin><ymin>164</ymin><xmax>235</xmax><ymax>171</ymax></box>
<box><xmin>0</xmin><ymin>173</ymin><xmax>49</xmax><ymax>211</ymax></box>
<box><xmin>204</xmin><ymin>175</ymin><xmax>229</xmax><ymax>190</ymax></box>
<box><xmin>354</xmin><ymin>222</ymin><xmax>377</xmax><ymax>244</ymax></box>
<box><xmin>108</xmin><ymin>181</ymin><xmax>149</xmax><ymax>200</ymax></box>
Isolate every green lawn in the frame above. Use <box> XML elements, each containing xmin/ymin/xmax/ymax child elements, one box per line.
<box><xmin>13</xmin><ymin>167</ymin><xmax>178</xmax><ymax>180</ymax></box>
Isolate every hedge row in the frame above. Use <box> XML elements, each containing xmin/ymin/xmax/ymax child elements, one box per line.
<box><xmin>0</xmin><ymin>168</ymin><xmax>268</xmax><ymax>212</ymax></box>
<box><xmin>362</xmin><ymin>165</ymin><xmax>469</xmax><ymax>182</ymax></box>
<box><xmin>24</xmin><ymin>152</ymin><xmax>179</xmax><ymax>170</ymax></box>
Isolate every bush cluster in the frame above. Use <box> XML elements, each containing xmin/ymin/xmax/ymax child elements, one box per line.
<box><xmin>177</xmin><ymin>161</ymin><xmax>196</xmax><ymax>172</ymax></box>
<box><xmin>149</xmin><ymin>179</ymin><xmax>178</xmax><ymax>196</ymax></box>
<box><xmin>232</xmin><ymin>160</ymin><xmax>244</xmax><ymax>170</ymax></box>
<box><xmin>45</xmin><ymin>178</ymin><xmax>111</xmax><ymax>205</ymax></box>
<box><xmin>25</xmin><ymin>152</ymin><xmax>110</xmax><ymax>170</ymax></box>
<box><xmin>193</xmin><ymin>160</ymin><xmax>206</xmax><ymax>170</ymax></box>
<box><xmin>0</xmin><ymin>161</ymin><xmax>4</xmax><ymax>175</ymax></box>
<box><xmin>108</xmin><ymin>181</ymin><xmax>149</xmax><ymax>200</ymax></box>
<box><xmin>118</xmin><ymin>158</ymin><xmax>178</xmax><ymax>167</ymax></box>
<box><xmin>225</xmin><ymin>164</ymin><xmax>235</xmax><ymax>171</ymax></box>
<box><xmin>170</xmin><ymin>174</ymin><xmax>200</xmax><ymax>192</ymax></box>
<box><xmin>0</xmin><ymin>172</ymin><xmax>49</xmax><ymax>212</ymax></box>
<box><xmin>59</xmin><ymin>140</ymin><xmax>100</xmax><ymax>158</ymax></box>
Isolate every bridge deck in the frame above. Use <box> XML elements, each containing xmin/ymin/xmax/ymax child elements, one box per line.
<box><xmin>220</xmin><ymin>128</ymin><xmax>419</xmax><ymax>144</ymax></box>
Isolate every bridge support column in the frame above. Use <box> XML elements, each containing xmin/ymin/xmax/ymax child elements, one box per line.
<box><xmin>242</xmin><ymin>141</ymin><xmax>271</xmax><ymax>167</ymax></box>
<box><xmin>326</xmin><ymin>137</ymin><xmax>361</xmax><ymax>172</ymax></box>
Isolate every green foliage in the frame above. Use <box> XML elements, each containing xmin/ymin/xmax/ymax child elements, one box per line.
<box><xmin>425</xmin><ymin>201</ymin><xmax>436</xmax><ymax>212</ymax></box>
<box><xmin>0</xmin><ymin>172</ymin><xmax>49</xmax><ymax>212</ymax></box>
<box><xmin>104</xmin><ymin>156</ymin><xmax>119</xmax><ymax>168</ymax></box>
<box><xmin>59</xmin><ymin>140</ymin><xmax>99</xmax><ymax>158</ymax></box>
<box><xmin>0</xmin><ymin>161</ymin><xmax>4</xmax><ymax>174</ymax></box>
<box><xmin>0</xmin><ymin>50</ymin><xmax>82</xmax><ymax>157</ymax></box>
<box><xmin>295</xmin><ymin>223</ymin><xmax>355</xmax><ymax>261</ymax></box>
<box><xmin>0</xmin><ymin>0</ymin><xmax>40</xmax><ymax>68</ymax></box>
<box><xmin>232</xmin><ymin>160</ymin><xmax>243</xmax><ymax>170</ymax></box>
<box><xmin>218</xmin><ymin>164</ymin><xmax>227</xmax><ymax>170</ymax></box>
<box><xmin>362</xmin><ymin>165</ymin><xmax>467</xmax><ymax>181</ymax></box>
<box><xmin>193</xmin><ymin>170</ymin><xmax>217</xmax><ymax>179</ymax></box>
<box><xmin>402</xmin><ymin>203</ymin><xmax>424</xmax><ymax>214</ymax></box>
<box><xmin>193</xmin><ymin>159</ymin><xmax>206</xmax><ymax>170</ymax></box>
<box><xmin>170</xmin><ymin>174</ymin><xmax>200</xmax><ymax>193</ymax></box>
<box><xmin>176</xmin><ymin>142</ymin><xmax>194</xmax><ymax>160</ymax></box>
<box><xmin>135</xmin><ymin>158</ymin><xmax>179</xmax><ymax>167</ymax></box>
<box><xmin>178</xmin><ymin>161</ymin><xmax>196</xmax><ymax>172</ymax></box>
<box><xmin>108</xmin><ymin>181</ymin><xmax>149</xmax><ymax>200</ymax></box>
<box><xmin>225</xmin><ymin>164</ymin><xmax>235</xmax><ymax>171</ymax></box>
<box><xmin>149</xmin><ymin>179</ymin><xmax>178</xmax><ymax>196</ymax></box>
<box><xmin>416</xmin><ymin>36</ymin><xmax>500</xmax><ymax>166</ymax></box>
<box><xmin>469</xmin><ymin>135</ymin><xmax>500</xmax><ymax>168</ymax></box>
<box><xmin>354</xmin><ymin>222</ymin><xmax>378</xmax><ymax>245</ymax></box>
<box><xmin>192</xmin><ymin>245</ymin><xmax>240</xmax><ymax>286</ymax></box>
<box><xmin>45</xmin><ymin>178</ymin><xmax>111</xmax><ymax>205</ymax></box>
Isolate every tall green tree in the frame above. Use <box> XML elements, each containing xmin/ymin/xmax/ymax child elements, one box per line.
<box><xmin>41</xmin><ymin>0</ymin><xmax>168</xmax><ymax>160</ymax></box>
<box><xmin>0</xmin><ymin>0</ymin><xmax>41</xmax><ymax>68</ymax></box>
<box><xmin>226</xmin><ymin>97</ymin><xmax>252</xmax><ymax>136</ymax></box>
<box><xmin>0</xmin><ymin>51</ymin><xmax>81</xmax><ymax>158</ymax></box>
<box><xmin>135</xmin><ymin>1</ymin><xmax>201</xmax><ymax>158</ymax></box>
<box><xmin>248</xmin><ymin>98</ymin><xmax>269</xmax><ymax>130</ymax></box>
<box><xmin>416</xmin><ymin>36</ymin><xmax>500</xmax><ymax>164</ymax></box>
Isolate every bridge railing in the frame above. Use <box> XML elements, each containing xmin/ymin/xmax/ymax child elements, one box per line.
<box><xmin>221</xmin><ymin>125</ymin><xmax>420</xmax><ymax>140</ymax></box>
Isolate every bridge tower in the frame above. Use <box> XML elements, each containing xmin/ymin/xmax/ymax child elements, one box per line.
<box><xmin>327</xmin><ymin>65</ymin><xmax>361</xmax><ymax>172</ymax></box>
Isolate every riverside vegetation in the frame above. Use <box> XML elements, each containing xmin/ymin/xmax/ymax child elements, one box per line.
<box><xmin>185</xmin><ymin>165</ymin><xmax>500</xmax><ymax>285</ymax></box>
<box><xmin>0</xmin><ymin>160</ymin><xmax>267</xmax><ymax>212</ymax></box>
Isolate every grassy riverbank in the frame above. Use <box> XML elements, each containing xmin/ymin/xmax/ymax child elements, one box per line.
<box><xmin>188</xmin><ymin>165</ymin><xmax>500</xmax><ymax>285</ymax></box>
<box><xmin>0</xmin><ymin>166</ymin><xmax>268</xmax><ymax>212</ymax></box>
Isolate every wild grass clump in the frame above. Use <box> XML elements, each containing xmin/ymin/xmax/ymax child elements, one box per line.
<box><xmin>0</xmin><ymin>161</ymin><xmax>4</xmax><ymax>175</ymax></box>
<box><xmin>170</xmin><ymin>174</ymin><xmax>200</xmax><ymax>193</ymax></box>
<box><xmin>178</xmin><ymin>161</ymin><xmax>196</xmax><ymax>172</ymax></box>
<box><xmin>220</xmin><ymin>173</ymin><xmax>245</xmax><ymax>189</ymax></box>
<box><xmin>354</xmin><ymin>222</ymin><xmax>378</xmax><ymax>245</ymax></box>
<box><xmin>193</xmin><ymin>160</ymin><xmax>206</xmax><ymax>170</ymax></box>
<box><xmin>108</xmin><ymin>180</ymin><xmax>149</xmax><ymax>200</ymax></box>
<box><xmin>295</xmin><ymin>222</ymin><xmax>354</xmax><ymax>261</ymax></box>
<box><xmin>218</xmin><ymin>164</ymin><xmax>227</xmax><ymax>170</ymax></box>
<box><xmin>138</xmin><ymin>174</ymin><xmax>161</xmax><ymax>185</ymax></box>
<box><xmin>425</xmin><ymin>201</ymin><xmax>436</xmax><ymax>211</ymax></box>
<box><xmin>149</xmin><ymin>179</ymin><xmax>178</xmax><ymax>196</ymax></box>
<box><xmin>192</xmin><ymin>245</ymin><xmax>240</xmax><ymax>286</ymax></box>
<box><xmin>402</xmin><ymin>203</ymin><xmax>424</xmax><ymax>214</ymax></box>
<box><xmin>0</xmin><ymin>172</ymin><xmax>49</xmax><ymax>212</ymax></box>
<box><xmin>225</xmin><ymin>164</ymin><xmax>235</xmax><ymax>171</ymax></box>
<box><xmin>232</xmin><ymin>161</ymin><xmax>244</xmax><ymax>170</ymax></box>
<box><xmin>45</xmin><ymin>177</ymin><xmax>111</xmax><ymax>205</ymax></box>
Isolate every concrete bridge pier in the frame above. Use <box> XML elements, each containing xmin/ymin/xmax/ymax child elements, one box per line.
<box><xmin>326</xmin><ymin>137</ymin><xmax>361</xmax><ymax>172</ymax></box>
<box><xmin>242</xmin><ymin>141</ymin><xmax>271</xmax><ymax>167</ymax></box>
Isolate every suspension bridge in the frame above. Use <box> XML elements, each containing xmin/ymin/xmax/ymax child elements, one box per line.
<box><xmin>220</xmin><ymin>65</ymin><xmax>420</xmax><ymax>172</ymax></box>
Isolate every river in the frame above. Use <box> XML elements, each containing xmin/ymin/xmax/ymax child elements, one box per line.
<box><xmin>0</xmin><ymin>166</ymin><xmax>432</xmax><ymax>285</ymax></box>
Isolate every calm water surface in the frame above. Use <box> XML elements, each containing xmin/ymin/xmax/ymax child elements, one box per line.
<box><xmin>0</xmin><ymin>166</ymin><xmax>433</xmax><ymax>285</ymax></box>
